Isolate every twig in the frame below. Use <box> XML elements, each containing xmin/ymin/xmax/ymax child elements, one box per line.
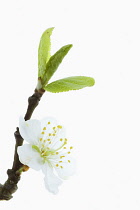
<box><xmin>0</xmin><ymin>89</ymin><xmax>44</xmax><ymax>200</ymax></box>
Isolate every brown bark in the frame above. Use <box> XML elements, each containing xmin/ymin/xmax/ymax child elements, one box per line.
<box><xmin>0</xmin><ymin>89</ymin><xmax>44</xmax><ymax>200</ymax></box>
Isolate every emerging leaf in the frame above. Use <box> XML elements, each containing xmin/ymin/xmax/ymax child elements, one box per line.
<box><xmin>44</xmin><ymin>76</ymin><xmax>95</xmax><ymax>93</ymax></box>
<box><xmin>38</xmin><ymin>27</ymin><xmax>54</xmax><ymax>78</ymax></box>
<box><xmin>42</xmin><ymin>44</ymin><xmax>73</xmax><ymax>87</ymax></box>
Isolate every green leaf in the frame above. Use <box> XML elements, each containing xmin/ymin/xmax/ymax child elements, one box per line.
<box><xmin>38</xmin><ymin>27</ymin><xmax>54</xmax><ymax>78</ymax></box>
<box><xmin>42</xmin><ymin>44</ymin><xmax>73</xmax><ymax>87</ymax></box>
<box><xmin>44</xmin><ymin>76</ymin><xmax>95</xmax><ymax>93</ymax></box>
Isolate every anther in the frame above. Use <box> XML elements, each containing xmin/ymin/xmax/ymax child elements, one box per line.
<box><xmin>56</xmin><ymin>164</ymin><xmax>59</xmax><ymax>167</ymax></box>
<box><xmin>60</xmin><ymin>155</ymin><xmax>65</xmax><ymax>159</ymax></box>
<box><xmin>48</xmin><ymin>122</ymin><xmax>51</xmax><ymax>124</ymax></box>
<box><xmin>57</xmin><ymin>125</ymin><xmax>62</xmax><ymax>129</ymax></box>
<box><xmin>65</xmin><ymin>138</ymin><xmax>68</xmax><ymax>143</ymax></box>
<box><xmin>43</xmin><ymin>127</ymin><xmax>46</xmax><ymax>130</ymax></box>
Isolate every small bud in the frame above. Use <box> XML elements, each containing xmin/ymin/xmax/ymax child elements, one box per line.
<box><xmin>22</xmin><ymin>165</ymin><xmax>29</xmax><ymax>172</ymax></box>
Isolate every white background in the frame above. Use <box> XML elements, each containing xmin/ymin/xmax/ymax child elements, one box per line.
<box><xmin>0</xmin><ymin>0</ymin><xmax>140</xmax><ymax>209</ymax></box>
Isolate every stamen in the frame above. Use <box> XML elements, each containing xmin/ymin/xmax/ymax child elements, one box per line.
<box><xmin>54</xmin><ymin>140</ymin><xmax>67</xmax><ymax>152</ymax></box>
<box><xmin>39</xmin><ymin>138</ymin><xmax>43</xmax><ymax>141</ymax></box>
<box><xmin>47</xmin><ymin>139</ymin><xmax>51</xmax><ymax>141</ymax></box>
<box><xmin>68</xmin><ymin>160</ymin><xmax>71</xmax><ymax>163</ymax></box>
<box><xmin>60</xmin><ymin>138</ymin><xmax>63</xmax><ymax>141</ymax></box>
<box><xmin>63</xmin><ymin>147</ymin><xmax>67</xmax><ymax>149</ymax></box>
<box><xmin>41</xmin><ymin>131</ymin><xmax>45</xmax><ymax>135</ymax></box>
<box><xmin>68</xmin><ymin>152</ymin><xmax>71</xmax><ymax>154</ymax></box>
<box><xmin>56</xmin><ymin>164</ymin><xmax>59</xmax><ymax>167</ymax></box>
<box><xmin>57</xmin><ymin>125</ymin><xmax>62</xmax><ymax>129</ymax></box>
<box><xmin>70</xmin><ymin>146</ymin><xmax>73</xmax><ymax>149</ymax></box>
<box><xmin>48</xmin><ymin>122</ymin><xmax>51</xmax><ymax>124</ymax></box>
<box><xmin>60</xmin><ymin>155</ymin><xmax>65</xmax><ymax>159</ymax></box>
<box><xmin>56</xmin><ymin>152</ymin><xmax>59</xmax><ymax>155</ymax></box>
<box><xmin>60</xmin><ymin>166</ymin><xmax>63</xmax><ymax>169</ymax></box>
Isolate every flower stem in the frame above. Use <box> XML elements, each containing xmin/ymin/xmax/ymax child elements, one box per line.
<box><xmin>0</xmin><ymin>89</ymin><xmax>44</xmax><ymax>201</ymax></box>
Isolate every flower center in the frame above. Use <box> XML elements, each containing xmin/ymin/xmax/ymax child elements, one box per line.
<box><xmin>32</xmin><ymin>139</ymin><xmax>67</xmax><ymax>161</ymax></box>
<box><xmin>32</xmin><ymin>123</ymin><xmax>73</xmax><ymax>168</ymax></box>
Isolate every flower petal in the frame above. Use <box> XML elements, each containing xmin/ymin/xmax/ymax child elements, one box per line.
<box><xmin>42</xmin><ymin>163</ymin><xmax>63</xmax><ymax>194</ymax></box>
<box><xmin>40</xmin><ymin>117</ymin><xmax>58</xmax><ymax>130</ymax></box>
<box><xmin>49</xmin><ymin>127</ymin><xmax>66</xmax><ymax>150</ymax></box>
<box><xmin>39</xmin><ymin>117</ymin><xmax>66</xmax><ymax>150</ymax></box>
<box><xmin>19</xmin><ymin>117</ymin><xmax>41</xmax><ymax>144</ymax></box>
<box><xmin>38</xmin><ymin>117</ymin><xmax>58</xmax><ymax>141</ymax></box>
<box><xmin>17</xmin><ymin>144</ymin><xmax>42</xmax><ymax>171</ymax></box>
<box><xmin>55</xmin><ymin>156</ymin><xmax>76</xmax><ymax>179</ymax></box>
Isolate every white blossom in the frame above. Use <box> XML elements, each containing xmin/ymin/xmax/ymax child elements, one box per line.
<box><xmin>17</xmin><ymin>117</ymin><xmax>76</xmax><ymax>194</ymax></box>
